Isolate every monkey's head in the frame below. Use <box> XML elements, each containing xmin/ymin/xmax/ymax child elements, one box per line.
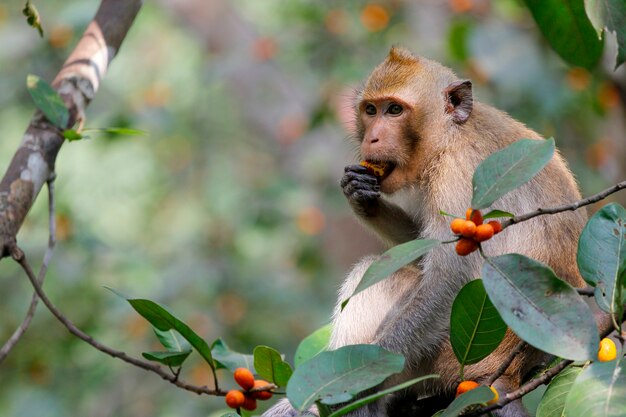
<box><xmin>355</xmin><ymin>46</ymin><xmax>473</xmax><ymax>194</ymax></box>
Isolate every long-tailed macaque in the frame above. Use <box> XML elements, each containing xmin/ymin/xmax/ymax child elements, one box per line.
<box><xmin>264</xmin><ymin>47</ymin><xmax>587</xmax><ymax>417</ymax></box>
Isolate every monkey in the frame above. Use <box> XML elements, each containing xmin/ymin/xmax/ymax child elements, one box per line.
<box><xmin>263</xmin><ymin>46</ymin><xmax>588</xmax><ymax>417</ymax></box>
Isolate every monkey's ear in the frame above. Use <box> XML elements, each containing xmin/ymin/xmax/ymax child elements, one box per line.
<box><xmin>443</xmin><ymin>80</ymin><xmax>473</xmax><ymax>124</ymax></box>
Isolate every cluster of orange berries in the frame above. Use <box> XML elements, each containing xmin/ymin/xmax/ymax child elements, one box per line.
<box><xmin>451</xmin><ymin>209</ymin><xmax>503</xmax><ymax>256</ymax></box>
<box><xmin>456</xmin><ymin>380</ymin><xmax>499</xmax><ymax>404</ymax></box>
<box><xmin>598</xmin><ymin>338</ymin><xmax>617</xmax><ymax>362</ymax></box>
<box><xmin>225</xmin><ymin>368</ymin><xmax>273</xmax><ymax>411</ymax></box>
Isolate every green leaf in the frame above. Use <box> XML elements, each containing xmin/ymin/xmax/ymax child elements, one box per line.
<box><xmin>536</xmin><ymin>365</ymin><xmax>583</xmax><ymax>417</ymax></box>
<box><xmin>26</xmin><ymin>74</ymin><xmax>69</xmax><ymax>128</ymax></box>
<box><xmin>447</xmin><ymin>19</ymin><xmax>472</xmax><ymax>62</ymax></box>
<box><xmin>295</xmin><ymin>324</ymin><xmax>332</xmax><ymax>367</ymax></box>
<box><xmin>577</xmin><ymin>203</ymin><xmax>626</xmax><ymax>315</ymax></box>
<box><xmin>482</xmin><ymin>210</ymin><xmax>514</xmax><ymax>220</ymax></box>
<box><xmin>523</xmin><ymin>0</ymin><xmax>603</xmax><ymax>69</ymax></box>
<box><xmin>62</xmin><ymin>129</ymin><xmax>84</xmax><ymax>141</ymax></box>
<box><xmin>286</xmin><ymin>344</ymin><xmax>405</xmax><ymax>412</ymax></box>
<box><xmin>219</xmin><ymin>413</ymin><xmax>240</xmax><ymax>417</ymax></box>
<box><xmin>440</xmin><ymin>385</ymin><xmax>495</xmax><ymax>417</ymax></box>
<box><xmin>563</xmin><ymin>357</ymin><xmax>626</xmax><ymax>417</ymax></box>
<box><xmin>211</xmin><ymin>338</ymin><xmax>254</xmax><ymax>373</ymax></box>
<box><xmin>439</xmin><ymin>210</ymin><xmax>460</xmax><ymax>219</ymax></box>
<box><xmin>342</xmin><ymin>239</ymin><xmax>440</xmax><ymax>309</ymax></box>
<box><xmin>253</xmin><ymin>345</ymin><xmax>293</xmax><ymax>387</ymax></box>
<box><xmin>141</xmin><ymin>350</ymin><xmax>191</xmax><ymax>367</ymax></box>
<box><xmin>153</xmin><ymin>327</ymin><xmax>191</xmax><ymax>353</ymax></box>
<box><xmin>22</xmin><ymin>1</ymin><xmax>43</xmax><ymax>37</ymax></box>
<box><xmin>82</xmin><ymin>127</ymin><xmax>147</xmax><ymax>137</ymax></box>
<box><xmin>316</xmin><ymin>401</ymin><xmax>333</xmax><ymax>417</ymax></box>
<box><xmin>450</xmin><ymin>280</ymin><xmax>507</xmax><ymax>367</ymax></box>
<box><xmin>326</xmin><ymin>374</ymin><xmax>439</xmax><ymax>417</ymax></box>
<box><xmin>482</xmin><ymin>254</ymin><xmax>599</xmax><ymax>361</ymax></box>
<box><xmin>585</xmin><ymin>0</ymin><xmax>626</xmax><ymax>69</ymax></box>
<box><xmin>123</xmin><ymin>298</ymin><xmax>215</xmax><ymax>368</ymax></box>
<box><xmin>471</xmin><ymin>138</ymin><xmax>555</xmax><ymax>210</ymax></box>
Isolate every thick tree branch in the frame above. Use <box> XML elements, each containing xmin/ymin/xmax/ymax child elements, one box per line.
<box><xmin>0</xmin><ymin>176</ymin><xmax>56</xmax><ymax>363</ymax></box>
<box><xmin>0</xmin><ymin>0</ymin><xmax>142</xmax><ymax>258</ymax></box>
<box><xmin>12</xmin><ymin>248</ymin><xmax>226</xmax><ymax>397</ymax></box>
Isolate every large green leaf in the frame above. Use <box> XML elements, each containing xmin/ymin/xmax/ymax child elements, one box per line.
<box><xmin>585</xmin><ymin>0</ymin><xmax>626</xmax><ymax>69</ymax></box>
<box><xmin>342</xmin><ymin>239</ymin><xmax>440</xmax><ymax>308</ymax></box>
<box><xmin>471</xmin><ymin>138</ymin><xmax>555</xmax><ymax>210</ymax></box>
<box><xmin>577</xmin><ymin>203</ymin><xmax>626</xmax><ymax>314</ymax></box>
<box><xmin>523</xmin><ymin>0</ymin><xmax>603</xmax><ymax>69</ymax></box>
<box><xmin>536</xmin><ymin>365</ymin><xmax>583</xmax><ymax>417</ymax></box>
<box><xmin>326</xmin><ymin>374</ymin><xmax>439</xmax><ymax>417</ymax></box>
<box><xmin>125</xmin><ymin>298</ymin><xmax>215</xmax><ymax>367</ymax></box>
<box><xmin>440</xmin><ymin>385</ymin><xmax>495</xmax><ymax>417</ymax></box>
<box><xmin>286</xmin><ymin>344</ymin><xmax>405</xmax><ymax>412</ymax></box>
<box><xmin>295</xmin><ymin>324</ymin><xmax>332</xmax><ymax>367</ymax></box>
<box><xmin>450</xmin><ymin>280</ymin><xmax>507</xmax><ymax>367</ymax></box>
<box><xmin>26</xmin><ymin>74</ymin><xmax>69</xmax><ymax>128</ymax></box>
<box><xmin>563</xmin><ymin>357</ymin><xmax>626</xmax><ymax>417</ymax></box>
<box><xmin>141</xmin><ymin>350</ymin><xmax>191</xmax><ymax>367</ymax></box>
<box><xmin>482</xmin><ymin>254</ymin><xmax>599</xmax><ymax>361</ymax></box>
<box><xmin>211</xmin><ymin>338</ymin><xmax>254</xmax><ymax>372</ymax></box>
<box><xmin>253</xmin><ymin>345</ymin><xmax>293</xmax><ymax>387</ymax></box>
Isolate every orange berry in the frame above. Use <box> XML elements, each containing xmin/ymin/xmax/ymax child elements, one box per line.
<box><xmin>474</xmin><ymin>223</ymin><xmax>495</xmax><ymax>242</ymax></box>
<box><xmin>598</xmin><ymin>338</ymin><xmax>617</xmax><ymax>362</ymax></box>
<box><xmin>456</xmin><ymin>380</ymin><xmax>480</xmax><ymax>397</ymax></box>
<box><xmin>225</xmin><ymin>390</ymin><xmax>245</xmax><ymax>409</ymax></box>
<box><xmin>252</xmin><ymin>379</ymin><xmax>273</xmax><ymax>400</ymax></box>
<box><xmin>488</xmin><ymin>386</ymin><xmax>499</xmax><ymax>405</ymax></box>
<box><xmin>488</xmin><ymin>220</ymin><xmax>502</xmax><ymax>234</ymax></box>
<box><xmin>234</xmin><ymin>367</ymin><xmax>255</xmax><ymax>390</ymax></box>
<box><xmin>465</xmin><ymin>208</ymin><xmax>483</xmax><ymax>225</ymax></box>
<box><xmin>451</xmin><ymin>218</ymin><xmax>466</xmax><ymax>234</ymax></box>
<box><xmin>456</xmin><ymin>238</ymin><xmax>478</xmax><ymax>256</ymax></box>
<box><xmin>241</xmin><ymin>395</ymin><xmax>257</xmax><ymax>411</ymax></box>
<box><xmin>460</xmin><ymin>220</ymin><xmax>477</xmax><ymax>237</ymax></box>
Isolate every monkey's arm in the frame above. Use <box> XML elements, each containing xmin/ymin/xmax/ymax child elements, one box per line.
<box><xmin>341</xmin><ymin>165</ymin><xmax>420</xmax><ymax>246</ymax></box>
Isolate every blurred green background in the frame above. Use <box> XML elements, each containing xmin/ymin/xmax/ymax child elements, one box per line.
<box><xmin>0</xmin><ymin>0</ymin><xmax>624</xmax><ymax>416</ymax></box>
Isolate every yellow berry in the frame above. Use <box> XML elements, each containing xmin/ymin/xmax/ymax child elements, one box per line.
<box><xmin>488</xmin><ymin>386</ymin><xmax>499</xmax><ymax>405</ymax></box>
<box><xmin>598</xmin><ymin>338</ymin><xmax>617</xmax><ymax>362</ymax></box>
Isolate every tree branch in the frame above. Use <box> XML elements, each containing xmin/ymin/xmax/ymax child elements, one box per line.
<box><xmin>0</xmin><ymin>176</ymin><xmax>56</xmax><ymax>363</ymax></box>
<box><xmin>11</xmin><ymin>247</ymin><xmax>226</xmax><ymax>397</ymax></box>
<box><xmin>0</xmin><ymin>0</ymin><xmax>142</xmax><ymax>258</ymax></box>
<box><xmin>503</xmin><ymin>180</ymin><xmax>626</xmax><ymax>228</ymax></box>
<box><xmin>484</xmin><ymin>340</ymin><xmax>527</xmax><ymax>387</ymax></box>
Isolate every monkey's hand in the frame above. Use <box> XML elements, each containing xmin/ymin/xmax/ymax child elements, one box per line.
<box><xmin>341</xmin><ymin>164</ymin><xmax>421</xmax><ymax>246</ymax></box>
<box><xmin>341</xmin><ymin>165</ymin><xmax>382</xmax><ymax>217</ymax></box>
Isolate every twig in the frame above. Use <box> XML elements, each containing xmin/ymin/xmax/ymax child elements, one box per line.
<box><xmin>465</xmin><ymin>359</ymin><xmax>573</xmax><ymax>417</ymax></box>
<box><xmin>0</xmin><ymin>175</ymin><xmax>57</xmax><ymax>363</ymax></box>
<box><xmin>484</xmin><ymin>340</ymin><xmax>527</xmax><ymax>386</ymax></box>
<box><xmin>10</xmin><ymin>247</ymin><xmax>226</xmax><ymax>397</ymax></box>
<box><xmin>504</xmin><ymin>180</ymin><xmax>626</xmax><ymax>228</ymax></box>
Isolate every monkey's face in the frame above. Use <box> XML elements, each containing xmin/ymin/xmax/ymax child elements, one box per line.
<box><xmin>357</xmin><ymin>97</ymin><xmax>423</xmax><ymax>194</ymax></box>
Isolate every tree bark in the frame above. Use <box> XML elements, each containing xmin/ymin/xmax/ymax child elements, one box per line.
<box><xmin>0</xmin><ymin>0</ymin><xmax>143</xmax><ymax>258</ymax></box>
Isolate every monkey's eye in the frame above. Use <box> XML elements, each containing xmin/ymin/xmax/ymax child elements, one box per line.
<box><xmin>387</xmin><ymin>103</ymin><xmax>403</xmax><ymax>115</ymax></box>
<box><xmin>364</xmin><ymin>103</ymin><xmax>377</xmax><ymax>115</ymax></box>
